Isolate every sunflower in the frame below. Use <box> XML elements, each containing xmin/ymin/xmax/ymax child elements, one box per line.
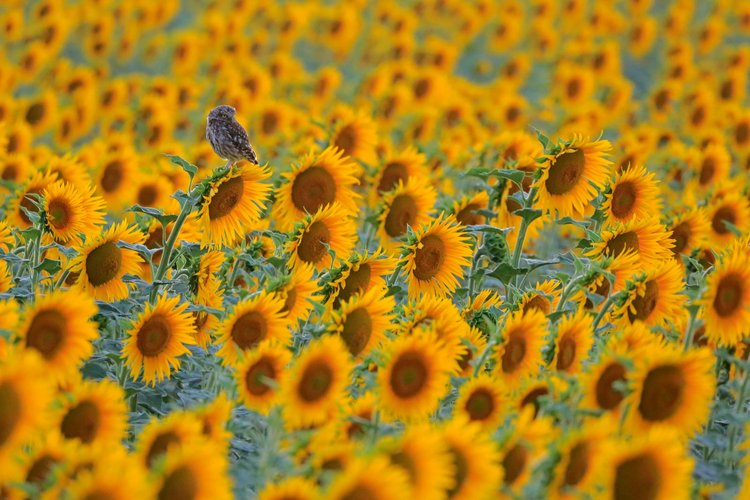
<box><xmin>135</xmin><ymin>172</ymin><xmax>178</xmax><ymax>212</ymax></box>
<box><xmin>613</xmin><ymin>259</ymin><xmax>686</xmax><ymax>328</ymax></box>
<box><xmin>552</xmin><ymin>308</ymin><xmax>594</xmax><ymax>374</ymax></box>
<box><xmin>337</xmin><ymin>392</ymin><xmax>377</xmax><ymax>441</ymax></box>
<box><xmin>377</xmin><ymin>179</ymin><xmax>437</xmax><ymax>250</ymax></box>
<box><xmin>378</xmin><ymin>333</ymin><xmax>452</xmax><ymax>422</ymax></box>
<box><xmin>6</xmin><ymin>169</ymin><xmax>58</xmax><ymax>229</ymax></box>
<box><xmin>552</xmin><ymin>419</ymin><xmax>615</xmax><ymax>498</ymax></box>
<box><xmin>494</xmin><ymin>309</ymin><xmax>547</xmax><ymax>385</ymax></box>
<box><xmin>273</xmin><ymin>146</ymin><xmax>360</xmax><ymax>231</ymax></box>
<box><xmin>136</xmin><ymin>411</ymin><xmax>204</xmax><ymax>470</ymax></box>
<box><xmin>326</xmin><ymin>456</ymin><xmax>411</xmax><ymax>500</ymax></box>
<box><xmin>706</xmin><ymin>193</ymin><xmax>750</xmax><ymax>249</ymax></box>
<box><xmin>258</xmin><ymin>477</ymin><xmax>319</xmax><ymax>500</ymax></box>
<box><xmin>96</xmin><ymin>150</ymin><xmax>138</xmax><ymax>211</ymax></box>
<box><xmin>581</xmin><ymin>351</ymin><xmax>632</xmax><ymax>415</ymax></box>
<box><xmin>330</xmin><ymin>109</ymin><xmax>378</xmax><ymax>165</ymax></box>
<box><xmin>627</xmin><ymin>343</ymin><xmax>715</xmax><ymax>435</ymax></box>
<box><xmin>281</xmin><ymin>335</ymin><xmax>353</xmax><ymax>429</ymax></box>
<box><xmin>533</xmin><ymin>135</ymin><xmax>612</xmax><ymax>218</ymax></box>
<box><xmin>588</xmin><ymin>217</ymin><xmax>674</xmax><ymax>270</ymax></box>
<box><xmin>285</xmin><ymin>202</ymin><xmax>357</xmax><ymax>271</ymax></box>
<box><xmin>69</xmin><ymin>221</ymin><xmax>146</xmax><ymax>302</ymax></box>
<box><xmin>122</xmin><ymin>294</ymin><xmax>197</xmax><ymax>385</ymax></box>
<box><xmin>667</xmin><ymin>208</ymin><xmax>710</xmax><ymax>258</ymax></box>
<box><xmin>16</xmin><ymin>431</ymin><xmax>74</xmax><ymax>496</ymax></box>
<box><xmin>400</xmin><ymin>215</ymin><xmax>472</xmax><ymax>299</ymax></box>
<box><xmin>701</xmin><ymin>250</ymin><xmax>750</xmax><ymax>345</ymax></box>
<box><xmin>455</xmin><ymin>374</ymin><xmax>506</xmax><ymax>429</ymax></box>
<box><xmin>54</xmin><ymin>378</ymin><xmax>127</xmax><ymax>448</ymax></box>
<box><xmin>236</xmin><ymin>340</ymin><xmax>291</xmax><ymax>414</ymax></box>
<box><xmin>197</xmin><ymin>162</ymin><xmax>272</xmax><ymax>248</ymax></box>
<box><xmin>326</xmin><ymin>286</ymin><xmax>395</xmax><ymax>357</ymax></box>
<box><xmin>498</xmin><ymin>411</ymin><xmax>555</xmax><ymax>493</ymax></box>
<box><xmin>695</xmin><ymin>143</ymin><xmax>731</xmax><ymax>188</ymax></box>
<box><xmin>42</xmin><ymin>180</ymin><xmax>106</xmax><ymax>245</ymax></box>
<box><xmin>16</xmin><ymin>289</ymin><xmax>99</xmax><ymax>382</ymax></box>
<box><xmin>371</xmin><ymin>146</ymin><xmax>430</xmax><ymax>200</ymax></box>
<box><xmin>601</xmin><ymin>164</ymin><xmax>662</xmax><ymax>226</ymax></box>
<box><xmin>0</xmin><ymin>153</ymin><xmax>33</xmax><ymax>188</ymax></box>
<box><xmin>65</xmin><ymin>452</ymin><xmax>150</xmax><ymax>500</ymax></box>
<box><xmin>378</xmin><ymin>424</ymin><xmax>453</xmax><ymax>500</ymax></box>
<box><xmin>322</xmin><ymin>250</ymin><xmax>395</xmax><ymax>309</ymax></box>
<box><xmin>440</xmin><ymin>417</ymin><xmax>502</xmax><ymax>499</ymax></box>
<box><xmin>0</xmin><ymin>349</ymin><xmax>51</xmax><ymax>463</ymax></box>
<box><xmin>456</xmin><ymin>327</ymin><xmax>488</xmax><ymax>376</ymax></box>
<box><xmin>153</xmin><ymin>440</ymin><xmax>232</xmax><ymax>500</ymax></box>
<box><xmin>451</xmin><ymin>191</ymin><xmax>490</xmax><ymax>227</ymax></box>
<box><xmin>600</xmin><ymin>429</ymin><xmax>692</xmax><ymax>500</ymax></box>
<box><xmin>0</xmin><ymin>299</ymin><xmax>19</xmax><ymax>333</ymax></box>
<box><xmin>520</xmin><ymin>279</ymin><xmax>561</xmax><ymax>316</ymax></box>
<box><xmin>0</xmin><ymin>260</ymin><xmax>11</xmax><ymax>293</ymax></box>
<box><xmin>215</xmin><ymin>291</ymin><xmax>290</xmax><ymax>367</ymax></box>
<box><xmin>45</xmin><ymin>153</ymin><xmax>93</xmax><ymax>191</ymax></box>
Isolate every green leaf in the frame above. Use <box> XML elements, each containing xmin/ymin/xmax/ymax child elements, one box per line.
<box><xmin>164</xmin><ymin>153</ymin><xmax>198</xmax><ymax>182</ymax></box>
<box><xmin>515</xmin><ymin>208</ymin><xmax>543</xmax><ymax>224</ymax></box>
<box><xmin>493</xmin><ymin>169</ymin><xmax>526</xmax><ymax>186</ymax></box>
<box><xmin>35</xmin><ymin>258</ymin><xmax>61</xmax><ymax>275</ymax></box>
<box><xmin>128</xmin><ymin>205</ymin><xmax>178</xmax><ymax>226</ymax></box>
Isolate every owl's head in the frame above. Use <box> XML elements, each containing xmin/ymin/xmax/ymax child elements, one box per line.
<box><xmin>208</xmin><ymin>105</ymin><xmax>236</xmax><ymax>121</ymax></box>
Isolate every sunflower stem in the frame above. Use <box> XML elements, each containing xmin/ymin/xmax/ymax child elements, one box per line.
<box><xmin>728</xmin><ymin>366</ymin><xmax>750</xmax><ymax>456</ymax></box>
<box><xmin>28</xmin><ymin>226</ymin><xmax>43</xmax><ymax>294</ymax></box>
<box><xmin>592</xmin><ymin>291</ymin><xmax>623</xmax><ymax>331</ymax></box>
<box><xmin>510</xmin><ymin>187</ymin><xmax>538</xmax><ymax>283</ymax></box>
<box><xmin>682</xmin><ymin>308</ymin><xmax>698</xmax><ymax>352</ymax></box>
<box><xmin>51</xmin><ymin>269</ymin><xmax>70</xmax><ymax>291</ymax></box>
<box><xmin>149</xmin><ymin>200</ymin><xmax>194</xmax><ymax>302</ymax></box>
<box><xmin>554</xmin><ymin>275</ymin><xmax>584</xmax><ymax>313</ymax></box>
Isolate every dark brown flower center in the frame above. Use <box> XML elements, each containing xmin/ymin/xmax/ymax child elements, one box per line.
<box><xmin>465</xmin><ymin>388</ymin><xmax>494</xmax><ymax>420</ymax></box>
<box><xmin>455</xmin><ymin>203</ymin><xmax>483</xmax><ymax>226</ymax></box>
<box><xmin>502</xmin><ymin>443</ymin><xmax>528</xmax><ymax>486</ymax></box>
<box><xmin>208</xmin><ymin>176</ymin><xmax>244</xmax><ymax>220</ymax></box>
<box><xmin>611</xmin><ymin>181</ymin><xmax>637</xmax><ymax>219</ymax></box>
<box><xmin>333</xmin><ymin>125</ymin><xmax>357</xmax><ymax>156</ymax></box>
<box><xmin>100</xmin><ymin>160</ymin><xmax>123</xmax><ymax>193</ymax></box>
<box><xmin>297</xmin><ymin>221</ymin><xmax>331</xmax><ymax>264</ymax></box>
<box><xmin>245</xmin><ymin>357</ymin><xmax>275</xmax><ymax>396</ymax></box>
<box><xmin>47</xmin><ymin>198</ymin><xmax>72</xmax><ymax>230</ymax></box>
<box><xmin>605</xmin><ymin>231</ymin><xmax>639</xmax><ymax>258</ymax></box>
<box><xmin>390</xmin><ymin>352</ymin><xmax>427</xmax><ymax>398</ymax></box>
<box><xmin>25</xmin><ymin>102</ymin><xmax>45</xmax><ymax>125</ymax></box>
<box><xmin>736</xmin><ymin>122</ymin><xmax>749</xmax><ymax>145</ymax></box>
<box><xmin>714</xmin><ymin>272</ymin><xmax>743</xmax><ymax>317</ymax></box>
<box><xmin>291</xmin><ymin>166</ymin><xmax>336</xmax><ymax>215</ymax></box>
<box><xmin>333</xmin><ymin>264</ymin><xmax>372</xmax><ymax>308</ymax></box>
<box><xmin>712</xmin><ymin>205</ymin><xmax>736</xmax><ymax>235</ymax></box>
<box><xmin>61</xmin><ymin>400</ymin><xmax>101</xmax><ymax>444</ymax></box>
<box><xmin>26</xmin><ymin>455</ymin><xmax>60</xmax><ymax>486</ymax></box>
<box><xmin>85</xmin><ymin>241</ymin><xmax>122</xmax><ymax>286</ymax></box>
<box><xmin>390</xmin><ymin>451</ymin><xmax>417</xmax><ymax>482</ymax></box>
<box><xmin>520</xmin><ymin>386</ymin><xmax>549</xmax><ymax>418</ymax></box>
<box><xmin>231</xmin><ymin>311</ymin><xmax>267</xmax><ymax>350</ymax></box>
<box><xmin>638</xmin><ymin>364</ymin><xmax>685</xmax><ymax>421</ymax></box>
<box><xmin>282</xmin><ymin>288</ymin><xmax>297</xmax><ymax>314</ymax></box>
<box><xmin>556</xmin><ymin>335</ymin><xmax>577</xmax><ymax>371</ymax></box>
<box><xmin>446</xmin><ymin>446</ymin><xmax>469</xmax><ymax>497</ymax></box>
<box><xmin>0</xmin><ymin>382</ymin><xmax>21</xmax><ymax>446</ymax></box>
<box><xmin>523</xmin><ymin>295</ymin><xmax>551</xmax><ymax>315</ymax></box>
<box><xmin>670</xmin><ymin>222</ymin><xmax>691</xmax><ymax>254</ymax></box>
<box><xmin>413</xmin><ymin>234</ymin><xmax>445</xmax><ymax>281</ymax></box>
<box><xmin>158</xmin><ymin>465</ymin><xmax>198</xmax><ymax>500</ymax></box>
<box><xmin>138</xmin><ymin>184</ymin><xmax>159</xmax><ymax>207</ymax></box>
<box><xmin>614</xmin><ymin>454</ymin><xmax>660</xmax><ymax>500</ymax></box>
<box><xmin>501</xmin><ymin>330</ymin><xmax>527</xmax><ymax>374</ymax></box>
<box><xmin>595</xmin><ymin>362</ymin><xmax>627</xmax><ymax>410</ymax></box>
<box><xmin>627</xmin><ymin>280</ymin><xmax>659</xmax><ymax>322</ymax></box>
<box><xmin>26</xmin><ymin>309</ymin><xmax>65</xmax><ymax>359</ymax></box>
<box><xmin>563</xmin><ymin>441</ymin><xmax>590</xmax><ymax>487</ymax></box>
<box><xmin>699</xmin><ymin>156</ymin><xmax>716</xmax><ymax>185</ymax></box>
<box><xmin>378</xmin><ymin>162</ymin><xmax>408</xmax><ymax>193</ymax></box>
<box><xmin>545</xmin><ymin>149</ymin><xmax>585</xmax><ymax>195</ymax></box>
<box><xmin>341</xmin><ymin>307</ymin><xmax>372</xmax><ymax>356</ymax></box>
<box><xmin>19</xmin><ymin>188</ymin><xmax>42</xmax><ymax>225</ymax></box>
<box><xmin>298</xmin><ymin>360</ymin><xmax>333</xmax><ymax>402</ymax></box>
<box><xmin>146</xmin><ymin>432</ymin><xmax>180</xmax><ymax>468</ymax></box>
<box><xmin>384</xmin><ymin>194</ymin><xmax>418</xmax><ymax>238</ymax></box>
<box><xmin>137</xmin><ymin>315</ymin><xmax>171</xmax><ymax>357</ymax></box>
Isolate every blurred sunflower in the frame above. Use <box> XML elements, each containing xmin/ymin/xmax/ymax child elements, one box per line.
<box><xmin>70</xmin><ymin>221</ymin><xmax>146</xmax><ymax>301</ymax></box>
<box><xmin>6</xmin><ymin>169</ymin><xmax>57</xmax><ymax>229</ymax></box>
<box><xmin>17</xmin><ymin>289</ymin><xmax>99</xmax><ymax>382</ymax></box>
<box><xmin>552</xmin><ymin>308</ymin><xmax>594</xmax><ymax>374</ymax></box>
<box><xmin>271</xmin><ymin>263</ymin><xmax>318</xmax><ymax>324</ymax></box>
<box><xmin>281</xmin><ymin>335</ymin><xmax>352</xmax><ymax>429</ymax></box>
<box><xmin>601</xmin><ymin>164</ymin><xmax>661</xmax><ymax>226</ymax></box>
<box><xmin>236</xmin><ymin>340</ymin><xmax>291</xmax><ymax>414</ymax></box>
<box><xmin>552</xmin><ymin>419</ymin><xmax>615</xmax><ymax>498</ymax></box>
<box><xmin>137</xmin><ymin>410</ymin><xmax>203</xmax><ymax>470</ymax></box>
<box><xmin>65</xmin><ymin>452</ymin><xmax>150</xmax><ymax>500</ymax></box>
<box><xmin>588</xmin><ymin>217</ymin><xmax>674</xmax><ymax>270</ymax></box>
<box><xmin>326</xmin><ymin>456</ymin><xmax>411</xmax><ymax>500</ymax></box>
<box><xmin>55</xmin><ymin>378</ymin><xmax>127</xmax><ymax>447</ymax></box>
<box><xmin>323</xmin><ymin>249</ymin><xmax>396</xmax><ymax>309</ymax></box>
<box><xmin>326</xmin><ymin>286</ymin><xmax>395</xmax><ymax>357</ymax></box>
<box><xmin>378</xmin><ymin>333</ymin><xmax>451</xmax><ymax>421</ymax></box>
<box><xmin>153</xmin><ymin>440</ymin><xmax>232</xmax><ymax>500</ymax></box>
<box><xmin>705</xmin><ymin>193</ymin><xmax>750</xmax><ymax>249</ymax></box>
<box><xmin>95</xmin><ymin>151</ymin><xmax>138</xmax><ymax>212</ymax></box>
<box><xmin>215</xmin><ymin>291</ymin><xmax>290</xmax><ymax>367</ymax></box>
<box><xmin>520</xmin><ymin>279</ymin><xmax>561</xmax><ymax>315</ymax></box>
<box><xmin>533</xmin><ymin>135</ymin><xmax>612</xmax><ymax>218</ymax></box>
<box><xmin>122</xmin><ymin>294</ymin><xmax>196</xmax><ymax>385</ymax></box>
<box><xmin>494</xmin><ymin>309</ymin><xmax>547</xmax><ymax>385</ymax></box>
<box><xmin>371</xmin><ymin>146</ymin><xmax>429</xmax><ymax>199</ymax></box>
<box><xmin>440</xmin><ymin>417</ymin><xmax>502</xmax><ymax>499</ymax></box>
<box><xmin>258</xmin><ymin>477</ymin><xmax>319</xmax><ymax>500</ymax></box>
<box><xmin>700</xmin><ymin>251</ymin><xmax>750</xmax><ymax>345</ymax></box>
<box><xmin>377</xmin><ymin>179</ymin><xmax>436</xmax><ymax>250</ymax></box>
<box><xmin>581</xmin><ymin>351</ymin><xmax>632</xmax><ymax>415</ymax></box>
<box><xmin>378</xmin><ymin>425</ymin><xmax>454</xmax><ymax>500</ymax></box>
<box><xmin>285</xmin><ymin>202</ymin><xmax>357</xmax><ymax>271</ymax></box>
<box><xmin>667</xmin><ymin>208</ymin><xmax>710</xmax><ymax>258</ymax></box>
<box><xmin>455</xmin><ymin>374</ymin><xmax>506</xmax><ymax>429</ymax></box>
<box><xmin>400</xmin><ymin>215</ymin><xmax>472</xmax><ymax>298</ymax></box>
<box><xmin>615</xmin><ymin>259</ymin><xmax>685</xmax><ymax>328</ymax></box>
<box><xmin>273</xmin><ymin>146</ymin><xmax>360</xmax><ymax>231</ymax></box>
<box><xmin>197</xmin><ymin>162</ymin><xmax>272</xmax><ymax>248</ymax></box>
<box><xmin>451</xmin><ymin>191</ymin><xmax>490</xmax><ymax>227</ymax></box>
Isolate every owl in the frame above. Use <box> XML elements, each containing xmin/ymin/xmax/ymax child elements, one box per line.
<box><xmin>206</xmin><ymin>105</ymin><xmax>259</xmax><ymax>165</ymax></box>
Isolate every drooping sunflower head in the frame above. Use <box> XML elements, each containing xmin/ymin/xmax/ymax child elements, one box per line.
<box><xmin>17</xmin><ymin>289</ymin><xmax>99</xmax><ymax>383</ymax></box>
<box><xmin>274</xmin><ymin>146</ymin><xmax>361</xmax><ymax>231</ymax></box>
<box><xmin>197</xmin><ymin>162</ymin><xmax>272</xmax><ymax>248</ymax></box>
<box><xmin>122</xmin><ymin>294</ymin><xmax>197</xmax><ymax>386</ymax></box>
<box><xmin>285</xmin><ymin>202</ymin><xmax>358</xmax><ymax>271</ymax></box>
<box><xmin>400</xmin><ymin>214</ymin><xmax>473</xmax><ymax>299</ymax></box>
<box><xmin>533</xmin><ymin>135</ymin><xmax>613</xmax><ymax>218</ymax></box>
<box><xmin>216</xmin><ymin>291</ymin><xmax>291</xmax><ymax>367</ymax></box>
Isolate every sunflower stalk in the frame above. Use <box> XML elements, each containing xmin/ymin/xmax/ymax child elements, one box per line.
<box><xmin>149</xmin><ymin>196</ymin><xmax>195</xmax><ymax>302</ymax></box>
<box><xmin>510</xmin><ymin>187</ymin><xmax>539</xmax><ymax>284</ymax></box>
<box><xmin>592</xmin><ymin>291</ymin><xmax>625</xmax><ymax>331</ymax></box>
<box><xmin>728</xmin><ymin>366</ymin><xmax>750</xmax><ymax>456</ymax></box>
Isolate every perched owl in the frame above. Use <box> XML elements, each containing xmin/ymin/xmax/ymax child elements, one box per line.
<box><xmin>206</xmin><ymin>105</ymin><xmax>259</xmax><ymax>165</ymax></box>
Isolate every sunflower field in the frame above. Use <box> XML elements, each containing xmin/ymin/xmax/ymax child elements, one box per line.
<box><xmin>3</xmin><ymin>0</ymin><xmax>750</xmax><ymax>498</ymax></box>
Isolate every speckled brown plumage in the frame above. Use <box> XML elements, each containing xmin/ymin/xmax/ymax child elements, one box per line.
<box><xmin>206</xmin><ymin>105</ymin><xmax>259</xmax><ymax>165</ymax></box>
